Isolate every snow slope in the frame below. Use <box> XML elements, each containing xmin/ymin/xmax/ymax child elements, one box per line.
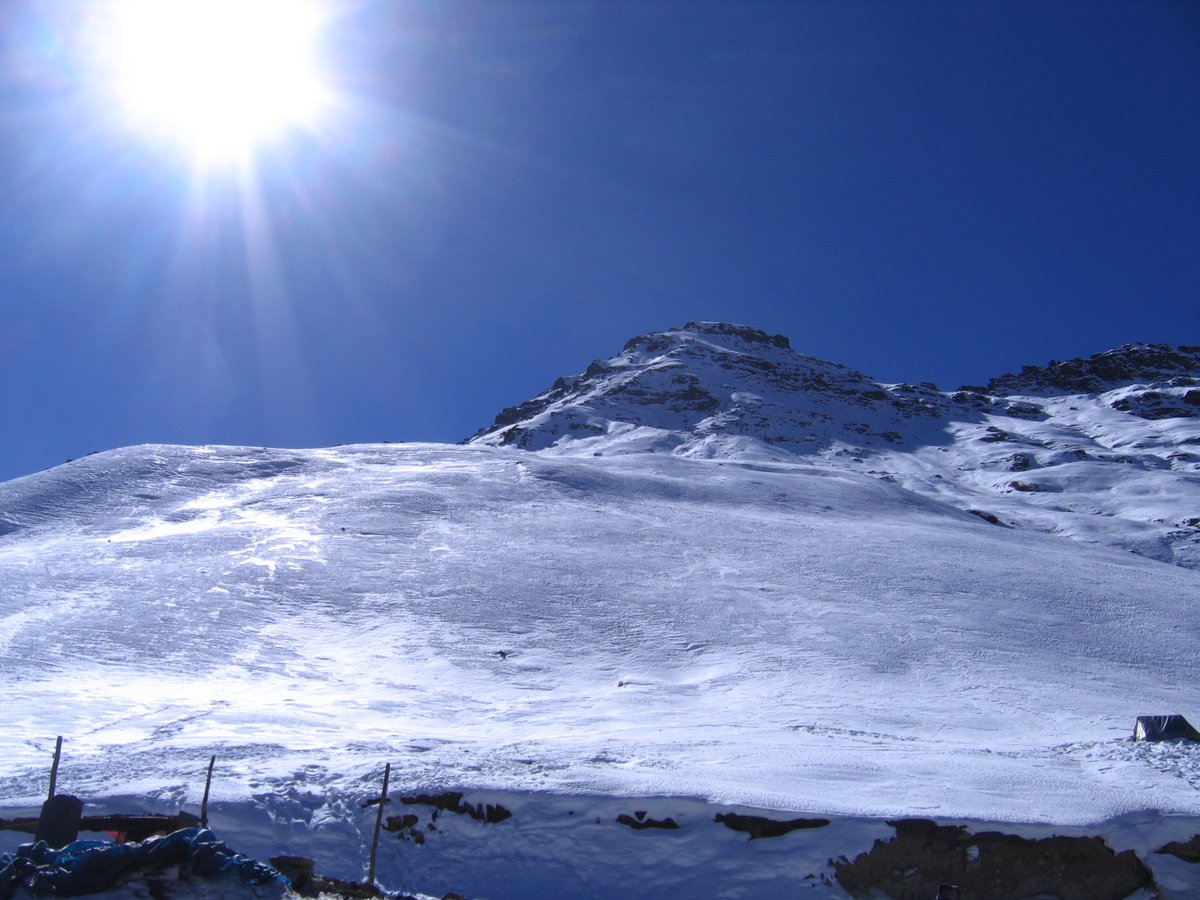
<box><xmin>2</xmin><ymin>323</ymin><xmax>1199</xmax><ymax>896</ymax></box>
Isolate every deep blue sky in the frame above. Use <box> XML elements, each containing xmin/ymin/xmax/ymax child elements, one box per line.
<box><xmin>1</xmin><ymin>0</ymin><xmax>1198</xmax><ymax>482</ymax></box>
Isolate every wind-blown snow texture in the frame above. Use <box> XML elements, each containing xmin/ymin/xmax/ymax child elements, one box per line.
<box><xmin>2</xmin><ymin>323</ymin><xmax>1199</xmax><ymax>892</ymax></box>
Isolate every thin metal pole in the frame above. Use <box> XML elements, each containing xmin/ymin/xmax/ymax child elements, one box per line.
<box><xmin>200</xmin><ymin>755</ymin><xmax>216</xmax><ymax>828</ymax></box>
<box><xmin>367</xmin><ymin>762</ymin><xmax>390</xmax><ymax>886</ymax></box>
<box><xmin>47</xmin><ymin>737</ymin><xmax>63</xmax><ymax>801</ymax></box>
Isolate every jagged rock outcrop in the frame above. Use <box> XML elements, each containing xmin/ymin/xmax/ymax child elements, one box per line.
<box><xmin>981</xmin><ymin>343</ymin><xmax>1200</xmax><ymax>397</ymax></box>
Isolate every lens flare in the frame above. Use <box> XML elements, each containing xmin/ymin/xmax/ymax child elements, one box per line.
<box><xmin>100</xmin><ymin>0</ymin><xmax>330</xmax><ymax>165</ymax></box>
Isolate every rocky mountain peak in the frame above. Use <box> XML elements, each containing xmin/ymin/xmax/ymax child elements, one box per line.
<box><xmin>622</xmin><ymin>321</ymin><xmax>792</xmax><ymax>354</ymax></box>
<box><xmin>469</xmin><ymin>323</ymin><xmax>948</xmax><ymax>454</ymax></box>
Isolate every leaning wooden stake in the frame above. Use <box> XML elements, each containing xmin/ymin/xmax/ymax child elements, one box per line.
<box><xmin>47</xmin><ymin>736</ymin><xmax>63</xmax><ymax>800</ymax></box>
<box><xmin>367</xmin><ymin>762</ymin><xmax>391</xmax><ymax>886</ymax></box>
<box><xmin>200</xmin><ymin>755</ymin><xmax>216</xmax><ymax>828</ymax></box>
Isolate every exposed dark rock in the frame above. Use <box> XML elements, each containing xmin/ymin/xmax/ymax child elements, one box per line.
<box><xmin>1156</xmin><ymin>835</ymin><xmax>1200</xmax><ymax>863</ymax></box>
<box><xmin>617</xmin><ymin>811</ymin><xmax>679</xmax><ymax>830</ymax></box>
<box><xmin>967</xmin><ymin>510</ymin><xmax>1002</xmax><ymax>525</ymax></box>
<box><xmin>979</xmin><ymin>427</ymin><xmax>1010</xmax><ymax>443</ymax></box>
<box><xmin>401</xmin><ymin>792</ymin><xmax>512</xmax><ymax>824</ymax></box>
<box><xmin>1111</xmin><ymin>389</ymin><xmax>1198</xmax><ymax>419</ymax></box>
<box><xmin>670</xmin><ymin>376</ymin><xmax>720</xmax><ymax>411</ymax></box>
<box><xmin>583</xmin><ymin>359</ymin><xmax>610</xmax><ymax>379</ymax></box>
<box><xmin>984</xmin><ymin>344</ymin><xmax>1200</xmax><ymax>396</ymax></box>
<box><xmin>679</xmin><ymin>321</ymin><xmax>791</xmax><ymax>350</ymax></box>
<box><xmin>622</xmin><ymin>334</ymin><xmax>670</xmax><ymax>354</ymax></box>
<box><xmin>1003</xmin><ymin>402</ymin><xmax>1045</xmax><ymax>420</ymax></box>
<box><xmin>1007</xmin><ymin>453</ymin><xmax>1033</xmax><ymax>472</ymax></box>
<box><xmin>951</xmin><ymin>390</ymin><xmax>993</xmax><ymax>411</ymax></box>
<box><xmin>1148</xmin><ymin>404</ymin><xmax>1188</xmax><ymax>419</ymax></box>
<box><xmin>739</xmin><ymin>356</ymin><xmax>780</xmax><ymax>374</ymax></box>
<box><xmin>385</xmin><ymin>814</ymin><xmax>420</xmax><ymax>834</ymax></box>
<box><xmin>490</xmin><ymin>406</ymin><xmax>525</xmax><ymax>428</ymax></box>
<box><xmin>713</xmin><ymin>812</ymin><xmax>829</xmax><ymax>839</ymax></box>
<box><xmin>1005</xmin><ymin>478</ymin><xmax>1059</xmax><ymax>492</ymax></box>
<box><xmin>832</xmin><ymin>818</ymin><xmax>1154</xmax><ymax>900</ymax></box>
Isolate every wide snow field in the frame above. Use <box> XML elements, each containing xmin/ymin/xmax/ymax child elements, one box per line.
<box><xmin>2</xmin><ymin>443</ymin><xmax>1198</xmax><ymax>889</ymax></box>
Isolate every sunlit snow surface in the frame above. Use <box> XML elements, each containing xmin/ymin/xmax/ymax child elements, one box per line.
<box><xmin>2</xmin><ymin>441</ymin><xmax>1198</xmax><ymax>834</ymax></box>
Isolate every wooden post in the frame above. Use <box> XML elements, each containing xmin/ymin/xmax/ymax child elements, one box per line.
<box><xmin>47</xmin><ymin>736</ymin><xmax>63</xmax><ymax>800</ymax></box>
<box><xmin>367</xmin><ymin>762</ymin><xmax>390</xmax><ymax>886</ymax></box>
<box><xmin>200</xmin><ymin>755</ymin><xmax>216</xmax><ymax>828</ymax></box>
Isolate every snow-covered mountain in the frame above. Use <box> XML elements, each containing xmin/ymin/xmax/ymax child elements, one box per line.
<box><xmin>2</xmin><ymin>323</ymin><xmax>1199</xmax><ymax>898</ymax></box>
<box><xmin>471</xmin><ymin>322</ymin><xmax>1200</xmax><ymax>569</ymax></box>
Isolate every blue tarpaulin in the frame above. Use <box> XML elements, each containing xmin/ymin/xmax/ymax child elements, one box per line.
<box><xmin>0</xmin><ymin>827</ymin><xmax>288</xmax><ymax>898</ymax></box>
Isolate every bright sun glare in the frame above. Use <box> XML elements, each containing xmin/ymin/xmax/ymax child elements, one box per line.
<box><xmin>102</xmin><ymin>0</ymin><xmax>330</xmax><ymax>165</ymax></box>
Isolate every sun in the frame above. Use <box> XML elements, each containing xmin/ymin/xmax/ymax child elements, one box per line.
<box><xmin>100</xmin><ymin>0</ymin><xmax>331</xmax><ymax>166</ymax></box>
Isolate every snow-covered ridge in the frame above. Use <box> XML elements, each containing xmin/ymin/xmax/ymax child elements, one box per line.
<box><xmin>469</xmin><ymin>323</ymin><xmax>1200</xmax><ymax>569</ymax></box>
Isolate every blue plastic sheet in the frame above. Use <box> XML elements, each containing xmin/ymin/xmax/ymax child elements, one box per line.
<box><xmin>0</xmin><ymin>827</ymin><xmax>287</xmax><ymax>898</ymax></box>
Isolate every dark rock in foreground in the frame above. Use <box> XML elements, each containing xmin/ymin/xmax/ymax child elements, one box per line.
<box><xmin>616</xmin><ymin>811</ymin><xmax>679</xmax><ymax>830</ymax></box>
<box><xmin>1156</xmin><ymin>834</ymin><xmax>1200</xmax><ymax>864</ymax></box>
<box><xmin>713</xmin><ymin>812</ymin><xmax>830</xmax><ymax>839</ymax></box>
<box><xmin>400</xmin><ymin>792</ymin><xmax>511</xmax><ymax>824</ymax></box>
<box><xmin>833</xmin><ymin>818</ymin><xmax>1153</xmax><ymax>900</ymax></box>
